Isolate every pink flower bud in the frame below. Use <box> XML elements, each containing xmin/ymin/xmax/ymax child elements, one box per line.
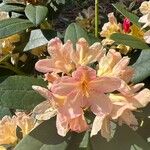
<box><xmin>123</xmin><ymin>18</ymin><xmax>131</xmax><ymax>33</ymax></box>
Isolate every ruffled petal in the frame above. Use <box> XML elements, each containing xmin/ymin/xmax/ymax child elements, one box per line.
<box><xmin>56</xmin><ymin>113</ymin><xmax>69</xmax><ymax>136</ymax></box>
<box><xmin>90</xmin><ymin>93</ymin><xmax>112</xmax><ymax>116</ymax></box>
<box><xmin>35</xmin><ymin>59</ymin><xmax>60</xmax><ymax>73</ymax></box>
<box><xmin>91</xmin><ymin>115</ymin><xmax>106</xmax><ymax>137</ymax></box>
<box><xmin>69</xmin><ymin>115</ymin><xmax>89</xmax><ymax>133</ymax></box>
<box><xmin>90</xmin><ymin>77</ymin><xmax>121</xmax><ymax>93</ymax></box>
<box><xmin>133</xmin><ymin>88</ymin><xmax>150</xmax><ymax>108</ymax></box>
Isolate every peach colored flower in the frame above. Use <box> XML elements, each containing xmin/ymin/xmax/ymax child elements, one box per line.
<box><xmin>0</xmin><ymin>116</ymin><xmax>17</xmax><ymax>145</ymax></box>
<box><xmin>70</xmin><ymin>38</ymin><xmax>104</xmax><ymax>67</ymax></box>
<box><xmin>100</xmin><ymin>12</ymin><xmax>122</xmax><ymax>46</ymax></box>
<box><xmin>143</xmin><ymin>30</ymin><xmax>150</xmax><ymax>44</ymax></box>
<box><xmin>139</xmin><ymin>13</ymin><xmax>150</xmax><ymax>29</ymax></box>
<box><xmin>98</xmin><ymin>49</ymin><xmax>134</xmax><ymax>83</ymax></box>
<box><xmin>35</xmin><ymin>37</ymin><xmax>75</xmax><ymax>74</ymax></box>
<box><xmin>56</xmin><ymin>113</ymin><xmax>88</xmax><ymax>136</ymax></box>
<box><xmin>32</xmin><ymin>85</ymin><xmax>88</xmax><ymax>136</ymax></box>
<box><xmin>92</xmin><ymin>83</ymin><xmax>150</xmax><ymax>140</ymax></box>
<box><xmin>139</xmin><ymin>1</ymin><xmax>150</xmax><ymax>15</ymax></box>
<box><xmin>51</xmin><ymin>66</ymin><xmax>130</xmax><ymax>136</ymax></box>
<box><xmin>35</xmin><ymin>38</ymin><xmax>104</xmax><ymax>74</ymax></box>
<box><xmin>0</xmin><ymin>146</ymin><xmax>6</xmax><ymax>150</ymax></box>
<box><xmin>15</xmin><ymin>112</ymin><xmax>35</xmax><ymax>137</ymax></box>
<box><xmin>32</xmin><ymin>86</ymin><xmax>57</xmax><ymax>121</ymax></box>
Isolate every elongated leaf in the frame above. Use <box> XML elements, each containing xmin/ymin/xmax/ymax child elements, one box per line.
<box><xmin>56</xmin><ymin>0</ymin><xmax>65</xmax><ymax>4</ymax></box>
<box><xmin>0</xmin><ymin>18</ymin><xmax>34</xmax><ymax>39</ymax></box>
<box><xmin>64</xmin><ymin>23</ymin><xmax>99</xmax><ymax>47</ymax></box>
<box><xmin>0</xmin><ymin>3</ymin><xmax>25</xmax><ymax>12</ymax></box>
<box><xmin>23</xmin><ymin>29</ymin><xmax>48</xmax><ymax>51</ymax></box>
<box><xmin>113</xmin><ymin>3</ymin><xmax>141</xmax><ymax>28</ymax></box>
<box><xmin>132</xmin><ymin>50</ymin><xmax>150</xmax><ymax>83</ymax></box>
<box><xmin>110</xmin><ymin>33</ymin><xmax>149</xmax><ymax>49</ymax></box>
<box><xmin>91</xmin><ymin>125</ymin><xmax>150</xmax><ymax>150</ymax></box>
<box><xmin>25</xmin><ymin>4</ymin><xmax>48</xmax><ymax>26</ymax></box>
<box><xmin>14</xmin><ymin>118</ymin><xmax>71</xmax><ymax>150</ymax></box>
<box><xmin>0</xmin><ymin>76</ymin><xmax>47</xmax><ymax>110</ymax></box>
<box><xmin>23</xmin><ymin>29</ymin><xmax>58</xmax><ymax>51</ymax></box>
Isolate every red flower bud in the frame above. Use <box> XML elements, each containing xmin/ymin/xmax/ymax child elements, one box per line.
<box><xmin>123</xmin><ymin>18</ymin><xmax>131</xmax><ymax>33</ymax></box>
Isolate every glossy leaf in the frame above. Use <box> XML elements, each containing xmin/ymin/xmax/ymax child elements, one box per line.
<box><xmin>25</xmin><ymin>4</ymin><xmax>48</xmax><ymax>26</ymax></box>
<box><xmin>64</xmin><ymin>23</ymin><xmax>99</xmax><ymax>47</ymax></box>
<box><xmin>0</xmin><ymin>3</ymin><xmax>25</xmax><ymax>12</ymax></box>
<box><xmin>132</xmin><ymin>50</ymin><xmax>150</xmax><ymax>83</ymax></box>
<box><xmin>0</xmin><ymin>76</ymin><xmax>47</xmax><ymax>110</ymax></box>
<box><xmin>23</xmin><ymin>29</ymin><xmax>48</xmax><ymax>51</ymax></box>
<box><xmin>23</xmin><ymin>29</ymin><xmax>58</xmax><ymax>51</ymax></box>
<box><xmin>110</xmin><ymin>33</ymin><xmax>149</xmax><ymax>49</ymax></box>
<box><xmin>0</xmin><ymin>18</ymin><xmax>34</xmax><ymax>39</ymax></box>
<box><xmin>113</xmin><ymin>3</ymin><xmax>141</xmax><ymax>28</ymax></box>
<box><xmin>91</xmin><ymin>125</ymin><xmax>150</xmax><ymax>150</ymax></box>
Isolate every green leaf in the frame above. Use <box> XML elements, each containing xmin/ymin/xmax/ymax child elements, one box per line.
<box><xmin>14</xmin><ymin>117</ymin><xmax>90</xmax><ymax>150</ymax></box>
<box><xmin>0</xmin><ymin>76</ymin><xmax>47</xmax><ymax>110</ymax></box>
<box><xmin>0</xmin><ymin>18</ymin><xmax>34</xmax><ymax>39</ymax></box>
<box><xmin>14</xmin><ymin>118</ymin><xmax>72</xmax><ymax>150</ymax></box>
<box><xmin>0</xmin><ymin>105</ymin><xmax>11</xmax><ymax>119</ymax></box>
<box><xmin>64</xmin><ymin>23</ymin><xmax>100</xmax><ymax>47</ymax></box>
<box><xmin>23</xmin><ymin>29</ymin><xmax>48</xmax><ymax>51</ymax></box>
<box><xmin>110</xmin><ymin>33</ymin><xmax>149</xmax><ymax>49</ymax></box>
<box><xmin>23</xmin><ymin>29</ymin><xmax>58</xmax><ymax>51</ymax></box>
<box><xmin>55</xmin><ymin>0</ymin><xmax>65</xmax><ymax>4</ymax></box>
<box><xmin>132</xmin><ymin>50</ymin><xmax>150</xmax><ymax>83</ymax></box>
<box><xmin>25</xmin><ymin>4</ymin><xmax>48</xmax><ymax>26</ymax></box>
<box><xmin>67</xmin><ymin>131</ymin><xmax>90</xmax><ymax>150</ymax></box>
<box><xmin>113</xmin><ymin>3</ymin><xmax>141</xmax><ymax>28</ymax></box>
<box><xmin>0</xmin><ymin>3</ymin><xmax>25</xmax><ymax>12</ymax></box>
<box><xmin>15</xmin><ymin>120</ymin><xmax>150</xmax><ymax>150</ymax></box>
<box><xmin>91</xmin><ymin>125</ymin><xmax>150</xmax><ymax>150</ymax></box>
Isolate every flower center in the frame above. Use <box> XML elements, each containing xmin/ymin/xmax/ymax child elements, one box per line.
<box><xmin>81</xmin><ymin>80</ymin><xmax>90</xmax><ymax>97</ymax></box>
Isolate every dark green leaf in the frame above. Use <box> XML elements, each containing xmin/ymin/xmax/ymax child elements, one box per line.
<box><xmin>110</xmin><ymin>33</ymin><xmax>149</xmax><ymax>49</ymax></box>
<box><xmin>0</xmin><ymin>18</ymin><xmax>34</xmax><ymax>39</ymax></box>
<box><xmin>64</xmin><ymin>23</ymin><xmax>100</xmax><ymax>47</ymax></box>
<box><xmin>0</xmin><ymin>105</ymin><xmax>11</xmax><ymax>119</ymax></box>
<box><xmin>25</xmin><ymin>4</ymin><xmax>48</xmax><ymax>26</ymax></box>
<box><xmin>66</xmin><ymin>131</ymin><xmax>90</xmax><ymax>150</ymax></box>
<box><xmin>0</xmin><ymin>3</ymin><xmax>25</xmax><ymax>12</ymax></box>
<box><xmin>91</xmin><ymin>125</ymin><xmax>150</xmax><ymax>150</ymax></box>
<box><xmin>132</xmin><ymin>50</ymin><xmax>150</xmax><ymax>83</ymax></box>
<box><xmin>0</xmin><ymin>76</ymin><xmax>47</xmax><ymax>110</ymax></box>
<box><xmin>113</xmin><ymin>3</ymin><xmax>141</xmax><ymax>28</ymax></box>
<box><xmin>55</xmin><ymin>0</ymin><xmax>65</xmax><ymax>4</ymax></box>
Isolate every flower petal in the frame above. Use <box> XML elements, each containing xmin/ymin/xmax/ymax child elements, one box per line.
<box><xmin>133</xmin><ymin>88</ymin><xmax>150</xmax><ymax>108</ymax></box>
<box><xmin>90</xmin><ymin>93</ymin><xmax>112</xmax><ymax>116</ymax></box>
<box><xmin>69</xmin><ymin>115</ymin><xmax>89</xmax><ymax>133</ymax></box>
<box><xmin>90</xmin><ymin>77</ymin><xmax>121</xmax><ymax>93</ymax></box>
<box><xmin>56</xmin><ymin>113</ymin><xmax>69</xmax><ymax>136</ymax></box>
<box><xmin>91</xmin><ymin>115</ymin><xmax>106</xmax><ymax>137</ymax></box>
<box><xmin>35</xmin><ymin>59</ymin><xmax>60</xmax><ymax>73</ymax></box>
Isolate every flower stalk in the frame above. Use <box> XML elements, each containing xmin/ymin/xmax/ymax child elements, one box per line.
<box><xmin>95</xmin><ymin>0</ymin><xmax>99</xmax><ymax>37</ymax></box>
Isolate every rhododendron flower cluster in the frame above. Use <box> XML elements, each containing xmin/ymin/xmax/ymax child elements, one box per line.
<box><xmin>139</xmin><ymin>0</ymin><xmax>150</xmax><ymax>44</ymax></box>
<box><xmin>100</xmin><ymin>12</ymin><xmax>144</xmax><ymax>54</ymax></box>
<box><xmin>32</xmin><ymin>37</ymin><xmax>150</xmax><ymax>140</ymax></box>
<box><xmin>0</xmin><ymin>112</ymin><xmax>35</xmax><ymax>146</ymax></box>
